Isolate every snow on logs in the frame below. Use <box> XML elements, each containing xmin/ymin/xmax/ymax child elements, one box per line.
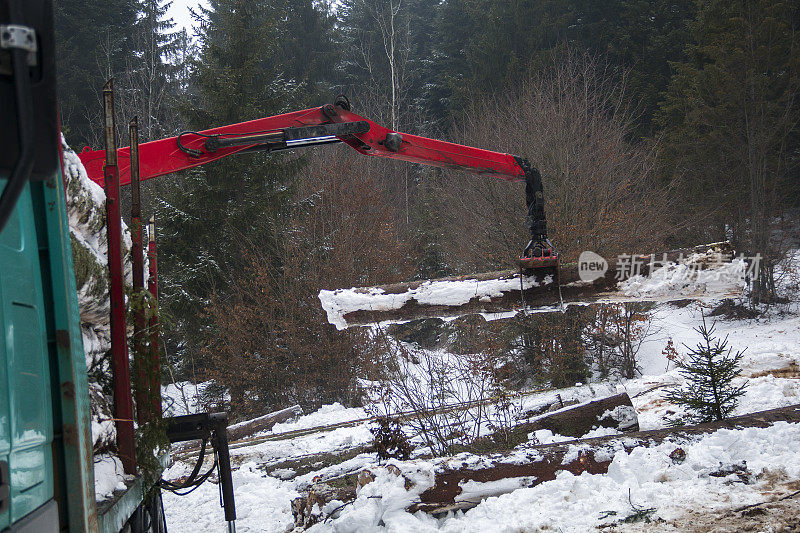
<box><xmin>408</xmin><ymin>403</ymin><xmax>800</xmax><ymax>515</ymax></box>
<box><xmin>226</xmin><ymin>404</ymin><xmax>303</xmax><ymax>442</ymax></box>
<box><xmin>291</xmin><ymin>393</ymin><xmax>638</xmax><ymax>526</ymax></box>
<box><xmin>319</xmin><ymin>242</ymin><xmax>741</xmax><ymax>329</ymax></box>
<box><xmin>291</xmin><ymin>403</ymin><xmax>800</xmax><ymax>526</ymax></box>
<box><xmin>318</xmin><ymin>269</ymin><xmax>548</xmax><ymax>330</ymax></box>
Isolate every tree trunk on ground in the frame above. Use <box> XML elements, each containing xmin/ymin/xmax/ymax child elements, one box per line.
<box><xmin>225</xmin><ymin>404</ymin><xmax>303</xmax><ymax>441</ymax></box>
<box><xmin>516</xmin><ymin>392</ymin><xmax>638</xmax><ymax>437</ymax></box>
<box><xmin>413</xmin><ymin>403</ymin><xmax>800</xmax><ymax>513</ymax></box>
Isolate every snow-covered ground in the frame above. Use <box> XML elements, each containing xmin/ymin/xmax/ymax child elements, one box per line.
<box><xmin>162</xmin><ymin>286</ymin><xmax>800</xmax><ymax>532</ymax></box>
<box><xmin>312</xmin><ymin>421</ymin><xmax>800</xmax><ymax>532</ymax></box>
<box><xmin>622</xmin><ymin>301</ymin><xmax>800</xmax><ymax>429</ymax></box>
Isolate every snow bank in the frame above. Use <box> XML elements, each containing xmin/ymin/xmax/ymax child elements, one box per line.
<box><xmin>270</xmin><ymin>402</ymin><xmax>368</xmax><ymax>434</ymax></box>
<box><xmin>307</xmin><ymin>463</ymin><xmax>438</xmax><ymax>532</ymax></box>
<box><xmin>233</xmin><ymin>424</ymin><xmax>375</xmax><ymax>465</ymax></box>
<box><xmin>528</xmin><ymin>429</ymin><xmax>573</xmax><ymax>445</ymax></box>
<box><xmin>619</xmin><ymin>300</ymin><xmax>800</xmax><ymax>429</ymax></box>
<box><xmin>621</xmin><ymin>255</ymin><xmax>746</xmax><ymax>299</ymax></box>
<box><xmin>163</xmin><ymin>461</ymin><xmax>301</xmax><ymax>532</ymax></box>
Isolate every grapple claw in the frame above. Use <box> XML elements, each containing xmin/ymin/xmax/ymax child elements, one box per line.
<box><xmin>519</xmin><ymin>239</ymin><xmax>559</xmax><ymax>275</ymax></box>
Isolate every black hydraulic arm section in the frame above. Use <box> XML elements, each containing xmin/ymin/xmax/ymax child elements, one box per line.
<box><xmin>514</xmin><ymin>156</ymin><xmax>554</xmax><ymax>261</ymax></box>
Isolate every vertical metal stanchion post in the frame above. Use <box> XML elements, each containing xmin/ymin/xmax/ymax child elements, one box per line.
<box><xmin>130</xmin><ymin>116</ymin><xmax>149</xmax><ymax>424</ymax></box>
<box><xmin>147</xmin><ymin>216</ymin><xmax>162</xmax><ymax>418</ymax></box>
<box><xmin>102</xmin><ymin>79</ymin><xmax>136</xmax><ymax>474</ymax></box>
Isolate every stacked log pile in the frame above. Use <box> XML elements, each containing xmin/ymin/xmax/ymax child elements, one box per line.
<box><xmin>291</xmin><ymin>393</ymin><xmax>639</xmax><ymax>527</ymax></box>
<box><xmin>291</xmin><ymin>402</ymin><xmax>800</xmax><ymax>528</ymax></box>
<box><xmin>321</xmin><ymin>242</ymin><xmax>736</xmax><ymax>327</ymax></box>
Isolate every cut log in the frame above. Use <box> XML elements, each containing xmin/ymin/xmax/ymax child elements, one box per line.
<box><xmin>290</xmin><ymin>403</ymin><xmax>800</xmax><ymax>523</ymax></box>
<box><xmin>412</xmin><ymin>403</ymin><xmax>800</xmax><ymax>513</ymax></box>
<box><xmin>226</xmin><ymin>404</ymin><xmax>303</xmax><ymax>441</ymax></box>
<box><xmin>319</xmin><ymin>242</ymin><xmax>738</xmax><ymax>328</ymax></box>
<box><xmin>518</xmin><ymin>392</ymin><xmax>638</xmax><ymax>437</ymax></box>
<box><xmin>292</xmin><ymin>480</ymin><xmax>357</xmax><ymax>529</ymax></box>
<box><xmin>288</xmin><ymin>394</ymin><xmax>636</xmax><ymax>526</ymax></box>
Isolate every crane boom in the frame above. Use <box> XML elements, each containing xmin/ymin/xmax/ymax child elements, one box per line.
<box><xmin>78</xmin><ymin>101</ymin><xmax>523</xmax><ymax>185</ymax></box>
<box><xmin>77</xmin><ymin>97</ymin><xmax>555</xmax><ymax>264</ymax></box>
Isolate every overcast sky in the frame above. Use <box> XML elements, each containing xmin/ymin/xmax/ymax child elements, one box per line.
<box><xmin>167</xmin><ymin>1</ymin><xmax>343</xmax><ymax>36</ymax></box>
<box><xmin>167</xmin><ymin>0</ymin><xmax>207</xmax><ymax>35</ymax></box>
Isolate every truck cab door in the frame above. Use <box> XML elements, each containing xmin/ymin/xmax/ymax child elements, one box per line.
<box><xmin>0</xmin><ymin>181</ymin><xmax>56</xmax><ymax>529</ymax></box>
<box><xmin>1</xmin><ymin>0</ymin><xmax>62</xmax><ymax>530</ymax></box>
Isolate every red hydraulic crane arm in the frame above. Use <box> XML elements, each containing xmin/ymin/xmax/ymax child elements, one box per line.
<box><xmin>78</xmin><ymin>98</ymin><xmax>552</xmax><ymax>262</ymax></box>
<box><xmin>78</xmin><ymin>101</ymin><xmax>525</xmax><ymax>186</ymax></box>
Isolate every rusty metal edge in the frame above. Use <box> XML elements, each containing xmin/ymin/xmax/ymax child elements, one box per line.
<box><xmin>45</xmin><ymin>165</ymin><xmax>98</xmax><ymax>530</ymax></box>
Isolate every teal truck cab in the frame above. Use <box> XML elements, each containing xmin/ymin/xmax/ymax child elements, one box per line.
<box><xmin>1</xmin><ymin>1</ymin><xmax>164</xmax><ymax>530</ymax></box>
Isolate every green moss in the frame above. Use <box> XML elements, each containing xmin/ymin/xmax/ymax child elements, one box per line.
<box><xmin>70</xmin><ymin>233</ymin><xmax>107</xmax><ymax>299</ymax></box>
<box><xmin>135</xmin><ymin>418</ymin><xmax>170</xmax><ymax>491</ymax></box>
<box><xmin>445</xmin><ymin>425</ymin><xmax>531</xmax><ymax>456</ymax></box>
<box><xmin>325</xmin><ymin>474</ymin><xmax>359</xmax><ymax>489</ymax></box>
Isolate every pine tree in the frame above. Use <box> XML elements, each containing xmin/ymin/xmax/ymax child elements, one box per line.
<box><xmin>658</xmin><ymin>0</ymin><xmax>800</xmax><ymax>303</ymax></box>
<box><xmin>426</xmin><ymin>0</ymin><xmax>694</xmax><ymax>134</ymax></box>
<box><xmin>422</xmin><ymin>0</ymin><xmax>471</xmax><ymax>126</ymax></box>
<box><xmin>665</xmin><ymin>315</ymin><xmax>747</xmax><ymax>423</ymax></box>
<box><xmin>338</xmin><ymin>0</ymin><xmax>439</xmax><ymax>129</ymax></box>
<box><xmin>275</xmin><ymin>0</ymin><xmax>340</xmax><ymax>104</ymax></box>
<box><xmin>126</xmin><ymin>0</ymin><xmax>183</xmax><ymax>140</ymax></box>
<box><xmin>155</xmin><ymin>0</ymin><xmax>311</xmax><ymax>376</ymax></box>
<box><xmin>55</xmin><ymin>0</ymin><xmax>139</xmax><ymax>146</ymax></box>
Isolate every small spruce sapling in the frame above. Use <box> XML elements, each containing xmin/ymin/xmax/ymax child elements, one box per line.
<box><xmin>665</xmin><ymin>314</ymin><xmax>747</xmax><ymax>424</ymax></box>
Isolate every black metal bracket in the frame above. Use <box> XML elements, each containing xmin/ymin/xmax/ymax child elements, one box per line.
<box><xmin>203</xmin><ymin>120</ymin><xmax>370</xmax><ymax>153</ymax></box>
<box><xmin>0</xmin><ymin>461</ymin><xmax>9</xmax><ymax>513</ymax></box>
<box><xmin>165</xmin><ymin>412</ymin><xmax>237</xmax><ymax>526</ymax></box>
<box><xmin>0</xmin><ymin>24</ymin><xmax>38</xmax><ymax>68</ymax></box>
